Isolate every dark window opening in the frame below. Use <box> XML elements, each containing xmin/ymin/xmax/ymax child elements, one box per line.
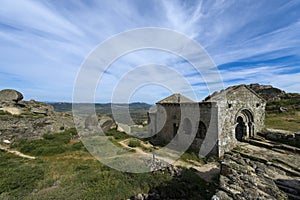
<box><xmin>196</xmin><ymin>121</ymin><xmax>207</xmax><ymax>139</ymax></box>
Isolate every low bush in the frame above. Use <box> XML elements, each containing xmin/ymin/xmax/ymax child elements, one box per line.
<box><xmin>105</xmin><ymin>129</ymin><xmax>130</xmax><ymax>140</ymax></box>
<box><xmin>70</xmin><ymin>141</ymin><xmax>86</xmax><ymax>151</ymax></box>
<box><xmin>64</xmin><ymin>127</ymin><xmax>78</xmax><ymax>136</ymax></box>
<box><xmin>17</xmin><ymin>129</ymin><xmax>75</xmax><ymax>156</ymax></box>
<box><xmin>19</xmin><ymin>139</ymin><xmax>67</xmax><ymax>156</ymax></box>
<box><xmin>128</xmin><ymin>139</ymin><xmax>141</xmax><ymax>148</ymax></box>
<box><xmin>43</xmin><ymin>131</ymin><xmax>72</xmax><ymax>144</ymax></box>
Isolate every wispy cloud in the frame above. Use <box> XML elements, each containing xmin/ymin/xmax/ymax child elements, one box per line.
<box><xmin>0</xmin><ymin>0</ymin><xmax>299</xmax><ymax>102</ymax></box>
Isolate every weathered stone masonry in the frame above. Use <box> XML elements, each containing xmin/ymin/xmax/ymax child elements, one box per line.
<box><xmin>148</xmin><ymin>85</ymin><xmax>266</xmax><ymax>157</ymax></box>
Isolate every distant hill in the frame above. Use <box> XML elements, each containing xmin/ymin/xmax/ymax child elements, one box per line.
<box><xmin>50</xmin><ymin>102</ymin><xmax>152</xmax><ymax>124</ymax></box>
<box><xmin>50</xmin><ymin>102</ymin><xmax>151</xmax><ymax>112</ymax></box>
<box><xmin>50</xmin><ymin>84</ymin><xmax>300</xmax><ymax>116</ymax></box>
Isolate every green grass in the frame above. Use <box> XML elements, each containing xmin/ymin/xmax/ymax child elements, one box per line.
<box><xmin>0</xmin><ymin>137</ymin><xmax>216</xmax><ymax>199</ymax></box>
<box><xmin>267</xmin><ymin>96</ymin><xmax>300</xmax><ymax>111</ymax></box>
<box><xmin>0</xmin><ymin>151</ymin><xmax>45</xmax><ymax>199</ymax></box>
<box><xmin>265</xmin><ymin>111</ymin><xmax>300</xmax><ymax>132</ymax></box>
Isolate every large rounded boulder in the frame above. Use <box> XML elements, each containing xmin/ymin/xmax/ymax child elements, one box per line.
<box><xmin>0</xmin><ymin>89</ymin><xmax>23</xmax><ymax>103</ymax></box>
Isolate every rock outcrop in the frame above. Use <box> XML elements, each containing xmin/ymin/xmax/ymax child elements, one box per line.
<box><xmin>117</xmin><ymin>122</ymin><xmax>131</xmax><ymax>134</ymax></box>
<box><xmin>22</xmin><ymin>100</ymin><xmax>55</xmax><ymax>116</ymax></box>
<box><xmin>214</xmin><ymin>142</ymin><xmax>300</xmax><ymax>200</ymax></box>
<box><xmin>248</xmin><ymin>83</ymin><xmax>300</xmax><ymax>112</ymax></box>
<box><xmin>0</xmin><ymin>89</ymin><xmax>55</xmax><ymax>116</ymax></box>
<box><xmin>248</xmin><ymin>84</ymin><xmax>286</xmax><ymax>101</ymax></box>
<box><xmin>0</xmin><ymin>89</ymin><xmax>74</xmax><ymax>141</ymax></box>
<box><xmin>0</xmin><ymin>113</ymin><xmax>74</xmax><ymax>140</ymax></box>
<box><xmin>0</xmin><ymin>89</ymin><xmax>23</xmax><ymax>104</ymax></box>
<box><xmin>84</xmin><ymin>115</ymin><xmax>115</xmax><ymax>132</ymax></box>
<box><xmin>0</xmin><ymin>89</ymin><xmax>24</xmax><ymax>114</ymax></box>
<box><xmin>216</xmin><ymin>152</ymin><xmax>288</xmax><ymax>200</ymax></box>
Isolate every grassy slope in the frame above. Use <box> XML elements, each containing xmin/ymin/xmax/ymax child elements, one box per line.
<box><xmin>0</xmin><ymin>129</ymin><xmax>216</xmax><ymax>200</ymax></box>
<box><xmin>265</xmin><ymin>111</ymin><xmax>300</xmax><ymax>132</ymax></box>
<box><xmin>264</xmin><ymin>92</ymin><xmax>300</xmax><ymax>132</ymax></box>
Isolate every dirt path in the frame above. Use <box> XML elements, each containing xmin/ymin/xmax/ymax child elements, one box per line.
<box><xmin>0</xmin><ymin>144</ymin><xmax>36</xmax><ymax>159</ymax></box>
<box><xmin>118</xmin><ymin>139</ymin><xmax>219</xmax><ymax>182</ymax></box>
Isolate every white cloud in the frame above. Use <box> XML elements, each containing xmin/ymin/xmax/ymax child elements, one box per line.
<box><xmin>0</xmin><ymin>0</ymin><xmax>299</xmax><ymax>102</ymax></box>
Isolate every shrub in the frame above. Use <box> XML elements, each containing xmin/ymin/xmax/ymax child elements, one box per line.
<box><xmin>128</xmin><ymin>139</ymin><xmax>141</xmax><ymax>148</ymax></box>
<box><xmin>43</xmin><ymin>131</ymin><xmax>72</xmax><ymax>144</ymax></box>
<box><xmin>64</xmin><ymin>128</ymin><xmax>78</xmax><ymax>136</ymax></box>
<box><xmin>105</xmin><ymin>129</ymin><xmax>130</xmax><ymax>140</ymax></box>
<box><xmin>70</xmin><ymin>141</ymin><xmax>85</xmax><ymax>151</ymax></box>
<box><xmin>17</xmin><ymin>129</ymin><xmax>76</xmax><ymax>156</ymax></box>
<box><xmin>19</xmin><ymin>139</ymin><xmax>67</xmax><ymax>156</ymax></box>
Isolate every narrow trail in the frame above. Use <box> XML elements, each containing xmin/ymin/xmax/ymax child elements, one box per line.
<box><xmin>118</xmin><ymin>139</ymin><xmax>219</xmax><ymax>182</ymax></box>
<box><xmin>0</xmin><ymin>144</ymin><xmax>36</xmax><ymax>159</ymax></box>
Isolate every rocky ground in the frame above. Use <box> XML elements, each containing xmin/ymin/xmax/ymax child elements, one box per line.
<box><xmin>214</xmin><ymin>139</ymin><xmax>300</xmax><ymax>200</ymax></box>
<box><xmin>0</xmin><ymin>89</ymin><xmax>116</xmax><ymax>143</ymax></box>
<box><xmin>0</xmin><ymin>89</ymin><xmax>75</xmax><ymax>141</ymax></box>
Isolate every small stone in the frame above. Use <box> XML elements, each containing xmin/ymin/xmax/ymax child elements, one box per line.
<box><xmin>214</xmin><ymin>190</ymin><xmax>233</xmax><ymax>200</ymax></box>
<box><xmin>255</xmin><ymin>167</ymin><xmax>265</xmax><ymax>174</ymax></box>
<box><xmin>135</xmin><ymin>193</ymin><xmax>143</xmax><ymax>200</ymax></box>
<box><xmin>3</xmin><ymin>139</ymin><xmax>11</xmax><ymax>144</ymax></box>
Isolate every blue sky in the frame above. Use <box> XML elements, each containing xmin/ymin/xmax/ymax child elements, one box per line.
<box><xmin>0</xmin><ymin>0</ymin><xmax>300</xmax><ymax>103</ymax></box>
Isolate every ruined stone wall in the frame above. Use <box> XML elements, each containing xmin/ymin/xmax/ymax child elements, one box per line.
<box><xmin>190</xmin><ymin>103</ymin><xmax>219</xmax><ymax>156</ymax></box>
<box><xmin>155</xmin><ymin>103</ymin><xmax>181</xmax><ymax>143</ymax></box>
<box><xmin>217</xmin><ymin>86</ymin><xmax>266</xmax><ymax>156</ymax></box>
<box><xmin>153</xmin><ymin>102</ymin><xmax>219</xmax><ymax>156</ymax></box>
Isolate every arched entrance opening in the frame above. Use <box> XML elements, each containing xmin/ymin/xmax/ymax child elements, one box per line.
<box><xmin>235</xmin><ymin>109</ymin><xmax>254</xmax><ymax>141</ymax></box>
<box><xmin>235</xmin><ymin>116</ymin><xmax>246</xmax><ymax>141</ymax></box>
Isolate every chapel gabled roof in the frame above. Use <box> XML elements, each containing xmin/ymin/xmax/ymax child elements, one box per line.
<box><xmin>156</xmin><ymin>93</ymin><xmax>195</xmax><ymax>104</ymax></box>
<box><xmin>204</xmin><ymin>84</ymin><xmax>266</xmax><ymax>102</ymax></box>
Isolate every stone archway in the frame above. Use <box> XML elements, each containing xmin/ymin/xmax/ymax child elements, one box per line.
<box><xmin>235</xmin><ymin>109</ymin><xmax>254</xmax><ymax>141</ymax></box>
